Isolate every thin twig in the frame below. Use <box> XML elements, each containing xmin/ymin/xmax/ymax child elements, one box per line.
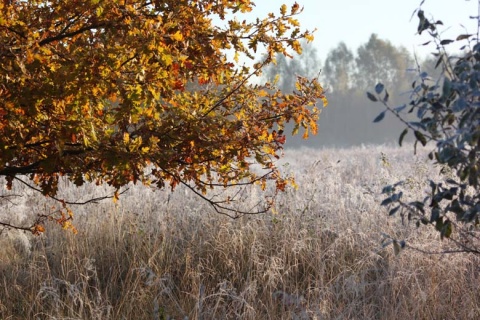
<box><xmin>0</xmin><ymin>221</ymin><xmax>34</xmax><ymax>233</ymax></box>
<box><xmin>13</xmin><ymin>176</ymin><xmax>129</xmax><ymax>205</ymax></box>
<box><xmin>406</xmin><ymin>243</ymin><xmax>480</xmax><ymax>255</ymax></box>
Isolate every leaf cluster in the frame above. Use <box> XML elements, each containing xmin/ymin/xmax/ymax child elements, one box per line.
<box><xmin>368</xmin><ymin>5</ymin><xmax>480</xmax><ymax>254</ymax></box>
<box><xmin>0</xmin><ymin>0</ymin><xmax>326</xmax><ymax>231</ymax></box>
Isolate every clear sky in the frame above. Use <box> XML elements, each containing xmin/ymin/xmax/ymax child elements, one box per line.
<box><xmin>250</xmin><ymin>0</ymin><xmax>479</xmax><ymax>61</ymax></box>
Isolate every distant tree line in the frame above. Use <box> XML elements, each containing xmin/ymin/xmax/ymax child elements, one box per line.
<box><xmin>262</xmin><ymin>34</ymin><xmax>438</xmax><ymax>148</ymax></box>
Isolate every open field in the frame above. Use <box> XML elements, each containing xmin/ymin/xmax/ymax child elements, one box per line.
<box><xmin>1</xmin><ymin>145</ymin><xmax>479</xmax><ymax>319</ymax></box>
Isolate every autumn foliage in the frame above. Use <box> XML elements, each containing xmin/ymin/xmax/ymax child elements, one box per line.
<box><xmin>0</xmin><ymin>0</ymin><xmax>326</xmax><ymax>231</ymax></box>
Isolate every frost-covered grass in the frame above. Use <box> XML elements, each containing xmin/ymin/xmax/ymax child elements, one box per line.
<box><xmin>0</xmin><ymin>145</ymin><xmax>479</xmax><ymax>319</ymax></box>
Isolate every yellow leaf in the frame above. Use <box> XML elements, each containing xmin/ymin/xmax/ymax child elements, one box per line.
<box><xmin>31</xmin><ymin>224</ymin><xmax>45</xmax><ymax>235</ymax></box>
<box><xmin>258</xmin><ymin>90</ymin><xmax>268</xmax><ymax>97</ymax></box>
<box><xmin>292</xmin><ymin>40</ymin><xmax>302</xmax><ymax>54</ymax></box>
<box><xmin>310</xmin><ymin>121</ymin><xmax>318</xmax><ymax>134</ymax></box>
<box><xmin>296</xmin><ymin>114</ymin><xmax>303</xmax><ymax>123</ymax></box>
<box><xmin>163</xmin><ymin>54</ymin><xmax>173</xmax><ymax>66</ymax></box>
<box><xmin>305</xmin><ymin>33</ymin><xmax>314</xmax><ymax>42</ymax></box>
<box><xmin>96</xmin><ymin>6</ymin><xmax>103</xmax><ymax>17</ymax></box>
<box><xmin>149</xmin><ymin>87</ymin><xmax>160</xmax><ymax>100</ymax></box>
<box><xmin>261</xmin><ymin>179</ymin><xmax>267</xmax><ymax>191</ymax></box>
<box><xmin>113</xmin><ymin>191</ymin><xmax>119</xmax><ymax>203</ymax></box>
<box><xmin>90</xmin><ymin>123</ymin><xmax>97</xmax><ymax>141</ymax></box>
<box><xmin>288</xmin><ymin>18</ymin><xmax>300</xmax><ymax>27</ymax></box>
<box><xmin>280</xmin><ymin>4</ymin><xmax>287</xmax><ymax>15</ymax></box>
<box><xmin>321</xmin><ymin>96</ymin><xmax>328</xmax><ymax>107</ymax></box>
<box><xmin>302</xmin><ymin>129</ymin><xmax>309</xmax><ymax>139</ymax></box>
<box><xmin>273</xmin><ymin>74</ymin><xmax>280</xmax><ymax>84</ymax></box>
<box><xmin>172</xmin><ymin>31</ymin><xmax>183</xmax><ymax>41</ymax></box>
<box><xmin>26</xmin><ymin>50</ymin><xmax>34</xmax><ymax>63</ymax></box>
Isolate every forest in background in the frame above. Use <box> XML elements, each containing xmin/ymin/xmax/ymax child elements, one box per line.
<box><xmin>262</xmin><ymin>34</ymin><xmax>441</xmax><ymax>148</ymax></box>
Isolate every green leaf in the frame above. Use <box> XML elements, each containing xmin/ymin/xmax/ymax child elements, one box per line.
<box><xmin>435</xmin><ymin>217</ymin><xmax>444</xmax><ymax>232</ymax></box>
<box><xmin>417</xmin><ymin>10</ymin><xmax>431</xmax><ymax>34</ymax></box>
<box><xmin>389</xmin><ymin>205</ymin><xmax>401</xmax><ymax>216</ymax></box>
<box><xmin>448</xmin><ymin>199</ymin><xmax>465</xmax><ymax>220</ymax></box>
<box><xmin>434</xmin><ymin>54</ymin><xmax>444</xmax><ymax>69</ymax></box>
<box><xmin>430</xmin><ymin>207</ymin><xmax>440</xmax><ymax>223</ymax></box>
<box><xmin>367</xmin><ymin>92</ymin><xmax>377</xmax><ymax>102</ymax></box>
<box><xmin>375</xmin><ymin>83</ymin><xmax>384</xmax><ymax>94</ymax></box>
<box><xmin>441</xmin><ymin>220</ymin><xmax>453</xmax><ymax>239</ymax></box>
<box><xmin>373</xmin><ymin>111</ymin><xmax>386</xmax><ymax>123</ymax></box>
<box><xmin>414</xmin><ymin>130</ymin><xmax>427</xmax><ymax>146</ymax></box>
<box><xmin>383</xmin><ymin>90</ymin><xmax>389</xmax><ymax>103</ymax></box>
<box><xmin>394</xmin><ymin>104</ymin><xmax>406</xmax><ymax>113</ymax></box>
<box><xmin>456</xmin><ymin>34</ymin><xmax>473</xmax><ymax>41</ymax></box>
<box><xmin>410</xmin><ymin>201</ymin><xmax>425</xmax><ymax>214</ymax></box>
<box><xmin>381</xmin><ymin>197</ymin><xmax>393</xmax><ymax>206</ymax></box>
<box><xmin>382</xmin><ymin>185</ymin><xmax>394</xmax><ymax>194</ymax></box>
<box><xmin>440</xmin><ymin>39</ymin><xmax>454</xmax><ymax>45</ymax></box>
<box><xmin>399</xmin><ymin>128</ymin><xmax>408</xmax><ymax>146</ymax></box>
<box><xmin>442</xmin><ymin>77</ymin><xmax>452</xmax><ymax>96</ymax></box>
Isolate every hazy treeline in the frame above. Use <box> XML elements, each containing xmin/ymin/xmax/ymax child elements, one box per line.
<box><xmin>262</xmin><ymin>34</ymin><xmax>439</xmax><ymax>148</ymax></box>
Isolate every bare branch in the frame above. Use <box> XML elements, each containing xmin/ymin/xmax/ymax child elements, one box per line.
<box><xmin>13</xmin><ymin>177</ymin><xmax>129</xmax><ymax>205</ymax></box>
<box><xmin>0</xmin><ymin>221</ymin><xmax>34</xmax><ymax>233</ymax></box>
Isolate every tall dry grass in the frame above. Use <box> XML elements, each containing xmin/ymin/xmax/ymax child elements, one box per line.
<box><xmin>0</xmin><ymin>145</ymin><xmax>479</xmax><ymax>319</ymax></box>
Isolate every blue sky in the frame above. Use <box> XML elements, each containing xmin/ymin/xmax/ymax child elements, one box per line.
<box><xmin>250</xmin><ymin>0</ymin><xmax>479</xmax><ymax>61</ymax></box>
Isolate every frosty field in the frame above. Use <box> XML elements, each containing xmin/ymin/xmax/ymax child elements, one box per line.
<box><xmin>0</xmin><ymin>145</ymin><xmax>479</xmax><ymax>319</ymax></box>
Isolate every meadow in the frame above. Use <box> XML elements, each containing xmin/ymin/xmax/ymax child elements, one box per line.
<box><xmin>0</xmin><ymin>145</ymin><xmax>479</xmax><ymax>319</ymax></box>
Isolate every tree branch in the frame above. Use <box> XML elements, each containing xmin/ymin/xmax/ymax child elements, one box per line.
<box><xmin>158</xmin><ymin>166</ymin><xmax>272</xmax><ymax>218</ymax></box>
<box><xmin>406</xmin><ymin>243</ymin><xmax>480</xmax><ymax>255</ymax></box>
<box><xmin>38</xmin><ymin>22</ymin><xmax>110</xmax><ymax>46</ymax></box>
<box><xmin>202</xmin><ymin>60</ymin><xmax>268</xmax><ymax>117</ymax></box>
<box><xmin>13</xmin><ymin>176</ymin><xmax>129</xmax><ymax>205</ymax></box>
<box><xmin>0</xmin><ymin>161</ymin><xmax>43</xmax><ymax>175</ymax></box>
<box><xmin>0</xmin><ymin>221</ymin><xmax>34</xmax><ymax>233</ymax></box>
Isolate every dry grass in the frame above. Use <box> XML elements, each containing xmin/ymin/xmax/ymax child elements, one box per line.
<box><xmin>0</xmin><ymin>145</ymin><xmax>479</xmax><ymax>319</ymax></box>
